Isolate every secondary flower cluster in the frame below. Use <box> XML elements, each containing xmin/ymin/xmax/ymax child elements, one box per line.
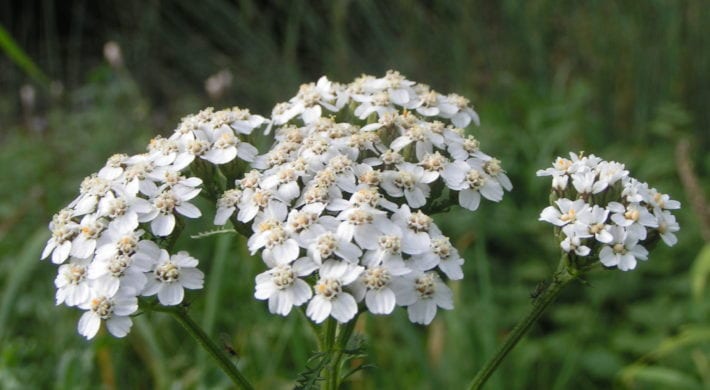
<box><xmin>218</xmin><ymin>71</ymin><xmax>511</xmax><ymax>325</ymax></box>
<box><xmin>537</xmin><ymin>153</ymin><xmax>680</xmax><ymax>271</ymax></box>
<box><xmin>42</xmin><ymin>107</ymin><xmax>267</xmax><ymax>338</ymax></box>
<box><xmin>43</xmin><ymin>71</ymin><xmax>510</xmax><ymax>339</ymax></box>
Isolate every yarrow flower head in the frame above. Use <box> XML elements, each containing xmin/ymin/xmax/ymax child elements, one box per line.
<box><xmin>537</xmin><ymin>152</ymin><xmax>680</xmax><ymax>271</ymax></box>
<box><xmin>43</xmin><ymin>71</ymin><xmax>510</xmax><ymax>340</ymax></box>
<box><xmin>227</xmin><ymin>72</ymin><xmax>510</xmax><ymax>325</ymax></box>
<box><xmin>42</xmin><ymin>106</ymin><xmax>265</xmax><ymax>339</ymax></box>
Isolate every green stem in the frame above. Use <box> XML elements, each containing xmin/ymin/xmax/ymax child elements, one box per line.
<box><xmin>153</xmin><ymin>305</ymin><xmax>254</xmax><ymax>390</ymax></box>
<box><xmin>329</xmin><ymin>317</ymin><xmax>358</xmax><ymax>390</ymax></box>
<box><xmin>322</xmin><ymin>318</ymin><xmax>338</xmax><ymax>390</ymax></box>
<box><xmin>468</xmin><ymin>257</ymin><xmax>577</xmax><ymax>390</ymax></box>
<box><xmin>320</xmin><ymin>316</ymin><xmax>359</xmax><ymax>390</ymax></box>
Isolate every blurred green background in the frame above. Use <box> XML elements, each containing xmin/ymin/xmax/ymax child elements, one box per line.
<box><xmin>1</xmin><ymin>1</ymin><xmax>708</xmax><ymax>389</ymax></box>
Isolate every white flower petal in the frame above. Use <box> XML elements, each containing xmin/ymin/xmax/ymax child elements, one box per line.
<box><xmin>106</xmin><ymin>316</ymin><xmax>133</xmax><ymax>338</ymax></box>
<box><xmin>78</xmin><ymin>312</ymin><xmax>101</xmax><ymax>339</ymax></box>
<box><xmin>158</xmin><ymin>283</ymin><xmax>184</xmax><ymax>306</ymax></box>
<box><xmin>331</xmin><ymin>293</ymin><xmax>358</xmax><ymax>322</ymax></box>
<box><xmin>151</xmin><ymin>214</ymin><xmax>175</xmax><ymax>237</ymax></box>
<box><xmin>366</xmin><ymin>289</ymin><xmax>396</xmax><ymax>315</ymax></box>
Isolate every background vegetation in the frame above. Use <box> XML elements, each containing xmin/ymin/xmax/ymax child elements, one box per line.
<box><xmin>1</xmin><ymin>1</ymin><xmax>708</xmax><ymax>388</ymax></box>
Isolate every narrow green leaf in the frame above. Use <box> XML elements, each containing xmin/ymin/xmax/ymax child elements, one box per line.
<box><xmin>621</xmin><ymin>366</ymin><xmax>701</xmax><ymax>390</ymax></box>
<box><xmin>0</xmin><ymin>23</ymin><xmax>50</xmax><ymax>85</ymax></box>
<box><xmin>691</xmin><ymin>243</ymin><xmax>710</xmax><ymax>301</ymax></box>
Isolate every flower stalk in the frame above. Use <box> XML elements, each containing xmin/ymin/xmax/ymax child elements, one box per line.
<box><xmin>152</xmin><ymin>304</ymin><xmax>254</xmax><ymax>390</ymax></box>
<box><xmin>468</xmin><ymin>255</ymin><xmax>577</xmax><ymax>390</ymax></box>
<box><xmin>321</xmin><ymin>317</ymin><xmax>359</xmax><ymax>390</ymax></box>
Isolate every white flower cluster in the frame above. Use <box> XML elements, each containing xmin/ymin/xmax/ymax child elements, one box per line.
<box><xmin>42</xmin><ymin>107</ymin><xmax>267</xmax><ymax>338</ymax></box>
<box><xmin>537</xmin><ymin>152</ymin><xmax>680</xmax><ymax>271</ymax></box>
<box><xmin>222</xmin><ymin>71</ymin><xmax>511</xmax><ymax>325</ymax></box>
<box><xmin>43</xmin><ymin>71</ymin><xmax>510</xmax><ymax>339</ymax></box>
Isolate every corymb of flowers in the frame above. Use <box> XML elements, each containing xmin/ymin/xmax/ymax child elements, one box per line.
<box><xmin>42</xmin><ymin>71</ymin><xmax>512</xmax><ymax>339</ymax></box>
<box><xmin>538</xmin><ymin>152</ymin><xmax>680</xmax><ymax>271</ymax></box>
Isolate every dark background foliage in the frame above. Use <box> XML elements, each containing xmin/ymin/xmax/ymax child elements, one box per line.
<box><xmin>1</xmin><ymin>1</ymin><xmax>708</xmax><ymax>389</ymax></box>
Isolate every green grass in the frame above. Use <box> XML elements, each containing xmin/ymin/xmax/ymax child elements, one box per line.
<box><xmin>1</xmin><ymin>1</ymin><xmax>708</xmax><ymax>389</ymax></box>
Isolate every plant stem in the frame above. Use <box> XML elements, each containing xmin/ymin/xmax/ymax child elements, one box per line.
<box><xmin>322</xmin><ymin>318</ymin><xmax>338</xmax><ymax>390</ymax></box>
<box><xmin>330</xmin><ymin>317</ymin><xmax>358</xmax><ymax>390</ymax></box>
<box><xmin>468</xmin><ymin>256</ymin><xmax>577</xmax><ymax>390</ymax></box>
<box><xmin>154</xmin><ymin>304</ymin><xmax>254</xmax><ymax>390</ymax></box>
<box><xmin>321</xmin><ymin>316</ymin><xmax>358</xmax><ymax>390</ymax></box>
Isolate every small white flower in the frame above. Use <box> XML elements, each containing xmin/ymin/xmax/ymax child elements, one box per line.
<box><xmin>353</xmin><ymin>91</ymin><xmax>398</xmax><ymax>119</ymax></box>
<box><xmin>438</xmin><ymin>93</ymin><xmax>480</xmax><ymax>128</ymax></box>
<box><xmin>536</xmin><ymin>153</ymin><xmax>580</xmax><ymax>178</ymax></box>
<box><xmin>119</xmin><ymin>155</ymin><xmax>156</xmax><ymax>196</ymax></box>
<box><xmin>444</xmin><ymin>132</ymin><xmax>482</xmax><ymax>161</ymax></box>
<box><xmin>391</xmin><ymin>271</ymin><xmax>453</xmax><ymax>325</ymax></box>
<box><xmin>362</xmin><ymin>220</ymin><xmax>428</xmax><ymax>268</ymax></box>
<box><xmin>55</xmin><ymin>257</ymin><xmax>91</xmax><ymax>306</ymax></box>
<box><xmin>389</xmin><ymin>123</ymin><xmax>445</xmax><ymax>161</ymax></box>
<box><xmin>306</xmin><ymin>260</ymin><xmax>363</xmax><ymax>323</ymax></box>
<box><xmin>70</xmin><ymin>214</ymin><xmax>107</xmax><ymax>259</ymax></box>
<box><xmin>307</xmin><ymin>231</ymin><xmax>362</xmax><ymax>264</ymax></box>
<box><xmin>654</xmin><ymin>209</ymin><xmax>680</xmax><ymax>246</ymax></box>
<box><xmin>599</xmin><ymin>226</ymin><xmax>648</xmax><ymax>271</ymax></box>
<box><xmin>391</xmin><ymin>205</ymin><xmax>442</xmax><ymax>254</ymax></box>
<box><xmin>87</xmin><ymin>252</ymin><xmax>150</xmax><ymax>297</ymax></box>
<box><xmin>249</xmin><ymin>223</ymin><xmax>300</xmax><ymax>266</ymax></box>
<box><xmin>409</xmin><ymin>236</ymin><xmax>464</xmax><ymax>279</ymax></box>
<box><xmin>621</xmin><ymin>179</ymin><xmax>650</xmax><ymax>204</ymax></box>
<box><xmin>350</xmin><ymin>262</ymin><xmax>410</xmax><ymax>315</ymax></box>
<box><xmin>418</xmin><ymin>151</ymin><xmax>449</xmax><ymax>179</ymax></box>
<box><xmin>648</xmin><ymin>189</ymin><xmax>681</xmax><ymax>211</ymax></box>
<box><xmin>414</xmin><ymin>88</ymin><xmax>445</xmax><ymax>117</ymax></box>
<box><xmin>607</xmin><ymin>202</ymin><xmax>658</xmax><ymax>240</ymax></box>
<box><xmin>539</xmin><ymin>198</ymin><xmax>588</xmax><ymax>227</ymax></box>
<box><xmin>237</xmin><ymin>188</ymin><xmax>287</xmax><ymax>223</ymax></box>
<box><xmin>77</xmin><ymin>293</ymin><xmax>138</xmax><ymax>339</ymax></box>
<box><xmin>335</xmin><ymin>206</ymin><xmax>389</xmax><ymax>250</ymax></box>
<box><xmin>42</xmin><ymin>209</ymin><xmax>79</xmax><ymax>264</ymax></box>
<box><xmin>214</xmin><ymin>188</ymin><xmax>242</xmax><ymax>225</ymax></box>
<box><xmin>380</xmin><ymin>163</ymin><xmax>438</xmax><ymax>208</ymax></box>
<box><xmin>573</xmin><ymin>205</ymin><xmax>613</xmax><ymax>244</ymax></box>
<box><xmin>442</xmin><ymin>160</ymin><xmax>503</xmax><ymax>211</ymax></box>
<box><xmin>97</xmin><ymin>189</ymin><xmax>152</xmax><ymax>232</ymax></box>
<box><xmin>98</xmin><ymin>153</ymin><xmax>129</xmax><ymax>181</ymax></box>
<box><xmin>142</xmin><ymin>250</ymin><xmax>204</xmax><ymax>306</ymax></box>
<box><xmin>203</xmin><ymin>125</ymin><xmax>258</xmax><ymax>164</ymax></box>
<box><xmin>254</xmin><ymin>258</ymin><xmax>317</xmax><ymax>316</ymax></box>
<box><xmin>140</xmin><ymin>185</ymin><xmax>203</xmax><ymax>237</ymax></box>
<box><xmin>592</xmin><ymin>161</ymin><xmax>628</xmax><ymax>193</ymax></box>
<box><xmin>260</xmin><ymin>163</ymin><xmax>303</xmax><ymax>203</ymax></box>
<box><xmin>481</xmin><ymin>157</ymin><xmax>513</xmax><ymax>192</ymax></box>
<box><xmin>147</xmin><ymin>136</ymin><xmax>182</xmax><ymax>167</ymax></box>
<box><xmin>285</xmin><ymin>203</ymin><xmax>335</xmax><ymax>246</ymax></box>
<box><xmin>559</xmin><ymin>228</ymin><xmax>591</xmax><ymax>257</ymax></box>
<box><xmin>571</xmin><ymin>171</ymin><xmax>596</xmax><ymax>195</ymax></box>
<box><xmin>70</xmin><ymin>175</ymin><xmax>112</xmax><ymax>216</ymax></box>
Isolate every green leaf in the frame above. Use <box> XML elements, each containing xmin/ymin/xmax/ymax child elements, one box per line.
<box><xmin>294</xmin><ymin>352</ymin><xmax>331</xmax><ymax>390</ymax></box>
<box><xmin>190</xmin><ymin>228</ymin><xmax>237</xmax><ymax>239</ymax></box>
<box><xmin>691</xmin><ymin>243</ymin><xmax>710</xmax><ymax>301</ymax></box>
<box><xmin>0</xmin><ymin>23</ymin><xmax>50</xmax><ymax>85</ymax></box>
<box><xmin>620</xmin><ymin>366</ymin><xmax>701</xmax><ymax>390</ymax></box>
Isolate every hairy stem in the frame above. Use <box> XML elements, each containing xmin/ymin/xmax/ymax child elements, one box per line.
<box><xmin>468</xmin><ymin>256</ymin><xmax>576</xmax><ymax>390</ymax></box>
